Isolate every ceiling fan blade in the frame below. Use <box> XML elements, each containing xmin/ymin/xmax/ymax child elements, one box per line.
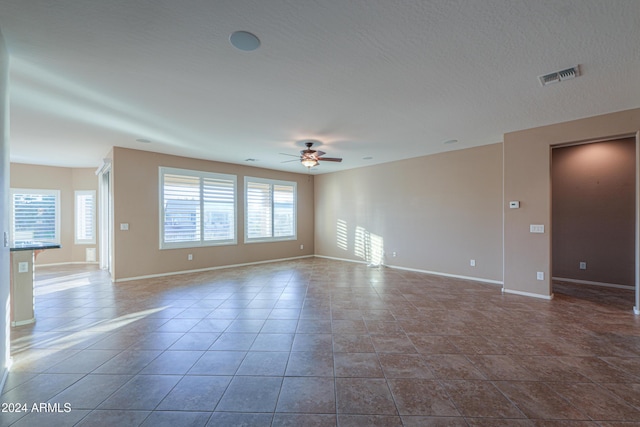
<box><xmin>279</xmin><ymin>153</ymin><xmax>300</xmax><ymax>157</ymax></box>
<box><xmin>280</xmin><ymin>159</ymin><xmax>300</xmax><ymax>163</ymax></box>
<box><xmin>316</xmin><ymin>150</ymin><xmax>326</xmax><ymax>157</ymax></box>
<box><xmin>317</xmin><ymin>157</ymin><xmax>342</xmax><ymax>162</ymax></box>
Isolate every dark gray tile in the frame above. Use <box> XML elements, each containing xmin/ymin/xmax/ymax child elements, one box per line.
<box><xmin>215</xmin><ymin>376</ymin><xmax>282</xmax><ymax>412</ymax></box>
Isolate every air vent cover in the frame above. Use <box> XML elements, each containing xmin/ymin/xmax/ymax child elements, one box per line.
<box><xmin>538</xmin><ymin>65</ymin><xmax>580</xmax><ymax>86</ymax></box>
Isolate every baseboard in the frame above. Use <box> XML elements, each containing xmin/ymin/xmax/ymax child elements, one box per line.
<box><xmin>313</xmin><ymin>255</ymin><xmax>504</xmax><ymax>286</ymax></box>
<box><xmin>11</xmin><ymin>318</ymin><xmax>35</xmax><ymax>327</ymax></box>
<box><xmin>313</xmin><ymin>254</ymin><xmax>371</xmax><ymax>266</ymax></box>
<box><xmin>115</xmin><ymin>255</ymin><xmax>315</xmax><ymax>283</ymax></box>
<box><xmin>36</xmin><ymin>261</ymin><xmax>100</xmax><ymax>267</ymax></box>
<box><xmin>553</xmin><ymin>277</ymin><xmax>634</xmax><ymax>290</ymax></box>
<box><xmin>502</xmin><ymin>288</ymin><xmax>554</xmax><ymax>300</ymax></box>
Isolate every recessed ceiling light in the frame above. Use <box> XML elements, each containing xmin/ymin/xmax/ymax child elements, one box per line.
<box><xmin>136</xmin><ymin>138</ymin><xmax>151</xmax><ymax>143</ymax></box>
<box><xmin>363</xmin><ymin>156</ymin><xmax>373</xmax><ymax>160</ymax></box>
<box><xmin>230</xmin><ymin>31</ymin><xmax>261</xmax><ymax>51</ymax></box>
<box><xmin>244</xmin><ymin>158</ymin><xmax>258</xmax><ymax>162</ymax></box>
<box><xmin>443</xmin><ymin>139</ymin><xmax>458</xmax><ymax>145</ymax></box>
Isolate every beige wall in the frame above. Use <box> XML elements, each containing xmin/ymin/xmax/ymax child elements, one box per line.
<box><xmin>9</xmin><ymin>163</ymin><xmax>99</xmax><ymax>265</ymax></box>
<box><xmin>111</xmin><ymin>147</ymin><xmax>314</xmax><ymax>281</ymax></box>
<box><xmin>552</xmin><ymin>138</ymin><xmax>635</xmax><ymax>286</ymax></box>
<box><xmin>504</xmin><ymin>108</ymin><xmax>640</xmax><ymax>297</ymax></box>
<box><xmin>314</xmin><ymin>143</ymin><xmax>503</xmax><ymax>283</ymax></box>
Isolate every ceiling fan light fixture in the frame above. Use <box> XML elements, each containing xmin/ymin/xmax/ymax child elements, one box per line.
<box><xmin>301</xmin><ymin>158</ymin><xmax>319</xmax><ymax>168</ymax></box>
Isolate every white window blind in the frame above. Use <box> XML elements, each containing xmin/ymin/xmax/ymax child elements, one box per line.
<box><xmin>160</xmin><ymin>167</ymin><xmax>236</xmax><ymax>249</ymax></box>
<box><xmin>75</xmin><ymin>190</ymin><xmax>96</xmax><ymax>244</ymax></box>
<box><xmin>245</xmin><ymin>177</ymin><xmax>296</xmax><ymax>242</ymax></box>
<box><xmin>10</xmin><ymin>189</ymin><xmax>60</xmax><ymax>244</ymax></box>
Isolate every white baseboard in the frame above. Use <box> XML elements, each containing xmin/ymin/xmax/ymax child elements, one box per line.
<box><xmin>115</xmin><ymin>255</ymin><xmax>314</xmax><ymax>283</ymax></box>
<box><xmin>553</xmin><ymin>277</ymin><xmax>634</xmax><ymax>290</ymax></box>
<box><xmin>502</xmin><ymin>288</ymin><xmax>554</xmax><ymax>300</ymax></box>
<box><xmin>313</xmin><ymin>254</ymin><xmax>370</xmax><ymax>266</ymax></box>
<box><xmin>36</xmin><ymin>261</ymin><xmax>100</xmax><ymax>267</ymax></box>
<box><xmin>313</xmin><ymin>255</ymin><xmax>503</xmax><ymax>286</ymax></box>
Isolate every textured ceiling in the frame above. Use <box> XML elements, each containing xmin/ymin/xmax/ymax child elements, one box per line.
<box><xmin>0</xmin><ymin>0</ymin><xmax>638</xmax><ymax>173</ymax></box>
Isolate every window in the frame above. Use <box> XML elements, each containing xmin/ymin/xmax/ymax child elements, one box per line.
<box><xmin>245</xmin><ymin>177</ymin><xmax>296</xmax><ymax>242</ymax></box>
<box><xmin>160</xmin><ymin>167</ymin><xmax>236</xmax><ymax>249</ymax></box>
<box><xmin>10</xmin><ymin>188</ymin><xmax>60</xmax><ymax>244</ymax></box>
<box><xmin>75</xmin><ymin>190</ymin><xmax>96</xmax><ymax>244</ymax></box>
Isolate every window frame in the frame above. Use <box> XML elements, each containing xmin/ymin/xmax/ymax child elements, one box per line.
<box><xmin>74</xmin><ymin>190</ymin><xmax>96</xmax><ymax>245</ymax></box>
<box><xmin>10</xmin><ymin>188</ymin><xmax>61</xmax><ymax>245</ymax></box>
<box><xmin>244</xmin><ymin>176</ymin><xmax>297</xmax><ymax>243</ymax></box>
<box><xmin>159</xmin><ymin>167</ymin><xmax>237</xmax><ymax>250</ymax></box>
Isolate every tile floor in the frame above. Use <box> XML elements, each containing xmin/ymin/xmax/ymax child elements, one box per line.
<box><xmin>2</xmin><ymin>258</ymin><xmax>640</xmax><ymax>426</ymax></box>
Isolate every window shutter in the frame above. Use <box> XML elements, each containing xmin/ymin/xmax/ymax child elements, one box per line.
<box><xmin>203</xmin><ymin>176</ymin><xmax>235</xmax><ymax>241</ymax></box>
<box><xmin>246</xmin><ymin>181</ymin><xmax>272</xmax><ymax>239</ymax></box>
<box><xmin>245</xmin><ymin>178</ymin><xmax>296</xmax><ymax>242</ymax></box>
<box><xmin>162</xmin><ymin>173</ymin><xmax>201</xmax><ymax>243</ymax></box>
<box><xmin>273</xmin><ymin>184</ymin><xmax>295</xmax><ymax>237</ymax></box>
<box><xmin>160</xmin><ymin>168</ymin><xmax>237</xmax><ymax>248</ymax></box>
<box><xmin>11</xmin><ymin>190</ymin><xmax>59</xmax><ymax>244</ymax></box>
<box><xmin>75</xmin><ymin>191</ymin><xmax>96</xmax><ymax>244</ymax></box>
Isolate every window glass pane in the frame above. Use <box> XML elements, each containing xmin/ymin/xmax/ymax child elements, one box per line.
<box><xmin>203</xmin><ymin>176</ymin><xmax>235</xmax><ymax>241</ymax></box>
<box><xmin>163</xmin><ymin>174</ymin><xmax>201</xmax><ymax>243</ymax></box>
<box><xmin>11</xmin><ymin>190</ymin><xmax>59</xmax><ymax>244</ymax></box>
<box><xmin>75</xmin><ymin>191</ymin><xmax>96</xmax><ymax>243</ymax></box>
<box><xmin>246</xmin><ymin>181</ymin><xmax>272</xmax><ymax>239</ymax></box>
<box><xmin>274</xmin><ymin>184</ymin><xmax>295</xmax><ymax>237</ymax></box>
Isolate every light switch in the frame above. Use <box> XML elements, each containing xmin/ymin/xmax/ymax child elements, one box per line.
<box><xmin>530</xmin><ymin>224</ymin><xmax>544</xmax><ymax>233</ymax></box>
<box><xmin>536</xmin><ymin>271</ymin><xmax>544</xmax><ymax>280</ymax></box>
<box><xmin>509</xmin><ymin>201</ymin><xmax>520</xmax><ymax>209</ymax></box>
<box><xmin>120</xmin><ymin>223</ymin><xmax>129</xmax><ymax>231</ymax></box>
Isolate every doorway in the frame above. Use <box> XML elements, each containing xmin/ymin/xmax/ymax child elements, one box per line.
<box><xmin>98</xmin><ymin>160</ymin><xmax>112</xmax><ymax>276</ymax></box>
<box><xmin>551</xmin><ymin>137</ymin><xmax>636</xmax><ymax>309</ymax></box>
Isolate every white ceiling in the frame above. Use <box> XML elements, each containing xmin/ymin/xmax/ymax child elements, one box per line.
<box><xmin>0</xmin><ymin>0</ymin><xmax>638</xmax><ymax>173</ymax></box>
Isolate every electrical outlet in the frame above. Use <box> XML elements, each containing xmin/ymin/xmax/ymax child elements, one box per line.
<box><xmin>18</xmin><ymin>262</ymin><xmax>29</xmax><ymax>273</ymax></box>
<box><xmin>536</xmin><ymin>271</ymin><xmax>544</xmax><ymax>280</ymax></box>
<box><xmin>470</xmin><ymin>259</ymin><xmax>476</xmax><ymax>267</ymax></box>
<box><xmin>187</xmin><ymin>254</ymin><xmax>193</xmax><ymax>261</ymax></box>
<box><xmin>392</xmin><ymin>251</ymin><xmax>397</xmax><ymax>257</ymax></box>
<box><xmin>300</xmin><ymin>244</ymin><xmax>304</xmax><ymax>250</ymax></box>
<box><xmin>579</xmin><ymin>261</ymin><xmax>586</xmax><ymax>270</ymax></box>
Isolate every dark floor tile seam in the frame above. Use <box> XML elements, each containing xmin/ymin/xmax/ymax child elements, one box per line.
<box><xmin>596</xmin><ymin>357</ymin><xmax>640</xmax><ymax>382</ymax></box>
<box><xmin>489</xmin><ymin>378</ymin><xmax>600</xmax><ymax>422</ymax></box>
<box><xmin>71</xmin><ymin>408</ymin><xmax>159</xmax><ymax>427</ymax></box>
<box><xmin>44</xmin><ymin>371</ymin><xmax>124</xmax><ymax>412</ymax></box>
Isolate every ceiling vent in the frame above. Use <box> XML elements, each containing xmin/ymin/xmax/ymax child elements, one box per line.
<box><xmin>538</xmin><ymin>65</ymin><xmax>580</xmax><ymax>86</ymax></box>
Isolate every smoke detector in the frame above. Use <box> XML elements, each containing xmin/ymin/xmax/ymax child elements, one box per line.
<box><xmin>538</xmin><ymin>65</ymin><xmax>580</xmax><ymax>86</ymax></box>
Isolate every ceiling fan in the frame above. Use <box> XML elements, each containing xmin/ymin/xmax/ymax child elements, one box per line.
<box><xmin>281</xmin><ymin>141</ymin><xmax>343</xmax><ymax>169</ymax></box>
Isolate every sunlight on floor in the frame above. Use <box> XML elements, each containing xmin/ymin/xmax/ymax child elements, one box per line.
<box><xmin>34</xmin><ymin>271</ymin><xmax>99</xmax><ymax>296</ymax></box>
<box><xmin>11</xmin><ymin>307</ymin><xmax>169</xmax><ymax>356</ymax></box>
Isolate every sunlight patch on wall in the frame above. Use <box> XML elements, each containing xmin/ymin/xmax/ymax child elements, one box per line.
<box><xmin>355</xmin><ymin>226</ymin><xmax>385</xmax><ymax>267</ymax></box>
<box><xmin>337</xmin><ymin>219</ymin><xmax>348</xmax><ymax>251</ymax></box>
